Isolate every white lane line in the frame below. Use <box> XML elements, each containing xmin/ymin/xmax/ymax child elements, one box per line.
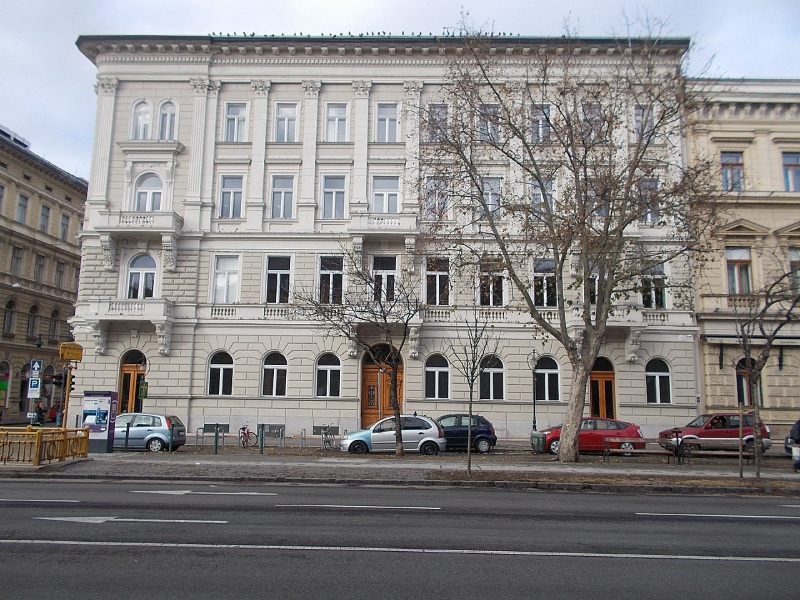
<box><xmin>131</xmin><ymin>490</ymin><xmax>277</xmax><ymax>496</ymax></box>
<box><xmin>35</xmin><ymin>516</ymin><xmax>227</xmax><ymax>524</ymax></box>
<box><xmin>0</xmin><ymin>499</ymin><xmax>79</xmax><ymax>503</ymax></box>
<box><xmin>637</xmin><ymin>512</ymin><xmax>800</xmax><ymax>520</ymax></box>
<box><xmin>778</xmin><ymin>505</ymin><xmax>800</xmax><ymax>508</ymax></box>
<box><xmin>0</xmin><ymin>539</ymin><xmax>797</xmax><ymax>562</ymax></box>
<box><xmin>275</xmin><ymin>504</ymin><xmax>440</xmax><ymax>510</ymax></box>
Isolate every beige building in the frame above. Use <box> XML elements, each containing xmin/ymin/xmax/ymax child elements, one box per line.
<box><xmin>0</xmin><ymin>125</ymin><xmax>86</xmax><ymax>423</ymax></box>
<box><xmin>691</xmin><ymin>79</ymin><xmax>800</xmax><ymax>439</ymax></box>
<box><xmin>72</xmin><ymin>34</ymin><xmax>702</xmax><ymax>440</ymax></box>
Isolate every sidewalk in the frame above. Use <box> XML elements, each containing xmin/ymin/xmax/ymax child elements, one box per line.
<box><xmin>5</xmin><ymin>438</ymin><xmax>800</xmax><ymax>496</ymax></box>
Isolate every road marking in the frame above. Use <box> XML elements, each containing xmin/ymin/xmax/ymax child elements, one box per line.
<box><xmin>35</xmin><ymin>516</ymin><xmax>227</xmax><ymax>524</ymax></box>
<box><xmin>131</xmin><ymin>490</ymin><xmax>277</xmax><ymax>496</ymax></box>
<box><xmin>0</xmin><ymin>499</ymin><xmax>80</xmax><ymax>503</ymax></box>
<box><xmin>0</xmin><ymin>539</ymin><xmax>797</xmax><ymax>562</ymax></box>
<box><xmin>275</xmin><ymin>504</ymin><xmax>440</xmax><ymax>511</ymax></box>
<box><xmin>637</xmin><ymin>512</ymin><xmax>800</xmax><ymax>520</ymax></box>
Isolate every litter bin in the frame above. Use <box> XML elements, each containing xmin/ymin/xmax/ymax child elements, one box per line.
<box><xmin>530</xmin><ymin>431</ymin><xmax>547</xmax><ymax>454</ymax></box>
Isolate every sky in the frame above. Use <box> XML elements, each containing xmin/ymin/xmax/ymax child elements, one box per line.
<box><xmin>0</xmin><ymin>0</ymin><xmax>797</xmax><ymax>180</ymax></box>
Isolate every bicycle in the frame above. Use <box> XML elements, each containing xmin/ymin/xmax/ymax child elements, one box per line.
<box><xmin>321</xmin><ymin>424</ymin><xmax>337</xmax><ymax>450</ymax></box>
<box><xmin>239</xmin><ymin>424</ymin><xmax>258</xmax><ymax>448</ymax></box>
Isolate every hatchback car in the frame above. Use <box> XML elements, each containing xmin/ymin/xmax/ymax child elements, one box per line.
<box><xmin>113</xmin><ymin>412</ymin><xmax>187</xmax><ymax>452</ymax></box>
<box><xmin>340</xmin><ymin>415</ymin><xmax>446</xmax><ymax>455</ymax></box>
<box><xmin>658</xmin><ymin>413</ymin><xmax>771</xmax><ymax>452</ymax></box>
<box><xmin>538</xmin><ymin>417</ymin><xmax>644</xmax><ymax>455</ymax></box>
<box><xmin>436</xmin><ymin>414</ymin><xmax>497</xmax><ymax>453</ymax></box>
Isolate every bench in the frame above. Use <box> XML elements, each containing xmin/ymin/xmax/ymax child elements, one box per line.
<box><xmin>258</xmin><ymin>423</ymin><xmax>291</xmax><ymax>448</ymax></box>
<box><xmin>195</xmin><ymin>423</ymin><xmax>230</xmax><ymax>446</ymax></box>
<box><xmin>603</xmin><ymin>437</ymin><xmax>681</xmax><ymax>463</ymax></box>
<box><xmin>678</xmin><ymin>439</ymin><xmax>755</xmax><ymax>464</ymax></box>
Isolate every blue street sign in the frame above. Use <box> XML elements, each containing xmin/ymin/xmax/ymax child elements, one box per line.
<box><xmin>28</xmin><ymin>377</ymin><xmax>41</xmax><ymax>399</ymax></box>
<box><xmin>31</xmin><ymin>359</ymin><xmax>43</xmax><ymax>373</ymax></box>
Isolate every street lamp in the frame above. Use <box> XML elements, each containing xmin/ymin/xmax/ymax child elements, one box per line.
<box><xmin>526</xmin><ymin>349</ymin><xmax>538</xmax><ymax>432</ymax></box>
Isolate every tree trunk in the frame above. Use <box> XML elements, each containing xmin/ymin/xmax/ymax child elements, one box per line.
<box><xmin>559</xmin><ymin>362</ymin><xmax>591</xmax><ymax>462</ymax></box>
<box><xmin>389</xmin><ymin>366</ymin><xmax>404</xmax><ymax>456</ymax></box>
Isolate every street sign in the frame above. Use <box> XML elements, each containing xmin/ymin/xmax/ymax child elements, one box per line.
<box><xmin>30</xmin><ymin>359</ymin><xmax>43</xmax><ymax>373</ymax></box>
<box><xmin>59</xmin><ymin>342</ymin><xmax>84</xmax><ymax>362</ymax></box>
<box><xmin>28</xmin><ymin>377</ymin><xmax>41</xmax><ymax>399</ymax></box>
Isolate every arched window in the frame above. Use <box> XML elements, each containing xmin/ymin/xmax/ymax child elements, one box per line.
<box><xmin>262</xmin><ymin>352</ymin><xmax>287</xmax><ymax>396</ymax></box>
<box><xmin>2</xmin><ymin>301</ymin><xmax>16</xmax><ymax>335</ymax></box>
<box><xmin>736</xmin><ymin>357</ymin><xmax>760</xmax><ymax>406</ymax></box>
<box><xmin>134</xmin><ymin>174</ymin><xmax>163</xmax><ymax>211</ymax></box>
<box><xmin>424</xmin><ymin>354</ymin><xmax>449</xmax><ymax>399</ymax></box>
<box><xmin>208</xmin><ymin>352</ymin><xmax>233</xmax><ymax>396</ymax></box>
<box><xmin>48</xmin><ymin>310</ymin><xmax>60</xmax><ymax>341</ymax></box>
<box><xmin>27</xmin><ymin>306</ymin><xmax>39</xmax><ymax>339</ymax></box>
<box><xmin>132</xmin><ymin>101</ymin><xmax>150</xmax><ymax>140</ymax></box>
<box><xmin>127</xmin><ymin>254</ymin><xmax>156</xmax><ymax>299</ymax></box>
<box><xmin>535</xmin><ymin>356</ymin><xmax>560</xmax><ymax>401</ymax></box>
<box><xmin>159</xmin><ymin>101</ymin><xmax>176</xmax><ymax>140</ymax></box>
<box><xmin>479</xmin><ymin>355</ymin><xmax>504</xmax><ymax>400</ymax></box>
<box><xmin>645</xmin><ymin>358</ymin><xmax>671</xmax><ymax>404</ymax></box>
<box><xmin>316</xmin><ymin>353</ymin><xmax>341</xmax><ymax>397</ymax></box>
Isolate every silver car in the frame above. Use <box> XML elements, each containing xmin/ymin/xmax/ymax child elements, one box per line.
<box><xmin>340</xmin><ymin>415</ymin><xmax>447</xmax><ymax>455</ymax></box>
<box><xmin>113</xmin><ymin>412</ymin><xmax>187</xmax><ymax>452</ymax></box>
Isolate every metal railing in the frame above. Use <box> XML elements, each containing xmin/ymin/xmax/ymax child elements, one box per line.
<box><xmin>0</xmin><ymin>426</ymin><xmax>90</xmax><ymax>466</ymax></box>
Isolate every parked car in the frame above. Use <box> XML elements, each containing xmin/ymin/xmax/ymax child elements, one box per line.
<box><xmin>113</xmin><ymin>412</ymin><xmax>187</xmax><ymax>452</ymax></box>
<box><xmin>436</xmin><ymin>414</ymin><xmax>497</xmax><ymax>453</ymax></box>
<box><xmin>537</xmin><ymin>418</ymin><xmax>644</xmax><ymax>455</ymax></box>
<box><xmin>658</xmin><ymin>413</ymin><xmax>772</xmax><ymax>452</ymax></box>
<box><xmin>340</xmin><ymin>415</ymin><xmax>446</xmax><ymax>455</ymax></box>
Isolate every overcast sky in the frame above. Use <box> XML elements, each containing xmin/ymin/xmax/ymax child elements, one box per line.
<box><xmin>1</xmin><ymin>0</ymin><xmax>797</xmax><ymax>180</ymax></box>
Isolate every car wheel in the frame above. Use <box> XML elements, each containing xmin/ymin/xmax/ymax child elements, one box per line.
<box><xmin>620</xmin><ymin>441</ymin><xmax>635</xmax><ymax>456</ymax></box>
<box><xmin>743</xmin><ymin>440</ymin><xmax>755</xmax><ymax>453</ymax></box>
<box><xmin>349</xmin><ymin>441</ymin><xmax>368</xmax><ymax>454</ymax></box>
<box><xmin>548</xmin><ymin>439</ymin><xmax>560</xmax><ymax>455</ymax></box>
<box><xmin>475</xmin><ymin>438</ymin><xmax>492</xmax><ymax>454</ymax></box>
<box><xmin>147</xmin><ymin>438</ymin><xmax>164</xmax><ymax>452</ymax></box>
<box><xmin>420</xmin><ymin>441</ymin><xmax>439</xmax><ymax>455</ymax></box>
<box><xmin>683</xmin><ymin>442</ymin><xmax>700</xmax><ymax>453</ymax></box>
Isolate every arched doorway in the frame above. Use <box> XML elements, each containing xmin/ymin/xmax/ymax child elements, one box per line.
<box><xmin>119</xmin><ymin>350</ymin><xmax>147</xmax><ymax>414</ymax></box>
<box><xmin>360</xmin><ymin>345</ymin><xmax>404</xmax><ymax>427</ymax></box>
<box><xmin>590</xmin><ymin>357</ymin><xmax>615</xmax><ymax>419</ymax></box>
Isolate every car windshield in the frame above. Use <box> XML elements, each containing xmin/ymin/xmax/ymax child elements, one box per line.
<box><xmin>686</xmin><ymin>415</ymin><xmax>711</xmax><ymax>427</ymax></box>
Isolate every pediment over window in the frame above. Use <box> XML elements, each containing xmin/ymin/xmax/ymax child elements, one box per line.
<box><xmin>715</xmin><ymin>218</ymin><xmax>770</xmax><ymax>238</ymax></box>
<box><xmin>774</xmin><ymin>220</ymin><xmax>800</xmax><ymax>240</ymax></box>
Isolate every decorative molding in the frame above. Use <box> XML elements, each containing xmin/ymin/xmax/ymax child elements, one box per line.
<box><xmin>251</xmin><ymin>79</ymin><xmax>271</xmax><ymax>96</ymax></box>
<box><xmin>301</xmin><ymin>80</ymin><xmax>321</xmax><ymax>98</ymax></box>
<box><xmin>94</xmin><ymin>77</ymin><xmax>118</xmax><ymax>96</ymax></box>
<box><xmin>626</xmin><ymin>328</ymin><xmax>643</xmax><ymax>362</ymax></box>
<box><xmin>405</xmin><ymin>236</ymin><xmax>416</xmax><ymax>273</ymax></box>
<box><xmin>155</xmin><ymin>322</ymin><xmax>171</xmax><ymax>356</ymax></box>
<box><xmin>352</xmin><ymin>80</ymin><xmax>372</xmax><ymax>98</ymax></box>
<box><xmin>162</xmin><ymin>234</ymin><xmax>177</xmax><ymax>272</ymax></box>
<box><xmin>99</xmin><ymin>234</ymin><xmax>116</xmax><ymax>271</ymax></box>
<box><xmin>88</xmin><ymin>324</ymin><xmax>107</xmax><ymax>355</ymax></box>
<box><xmin>409</xmin><ymin>326</ymin><xmax>419</xmax><ymax>359</ymax></box>
<box><xmin>190</xmin><ymin>78</ymin><xmax>220</xmax><ymax>96</ymax></box>
<box><xmin>403</xmin><ymin>80</ymin><xmax>423</xmax><ymax>97</ymax></box>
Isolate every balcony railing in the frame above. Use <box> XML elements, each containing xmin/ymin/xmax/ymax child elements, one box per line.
<box><xmin>86</xmin><ymin>297</ymin><xmax>175</xmax><ymax>321</ymax></box>
<box><xmin>94</xmin><ymin>210</ymin><xmax>184</xmax><ymax>236</ymax></box>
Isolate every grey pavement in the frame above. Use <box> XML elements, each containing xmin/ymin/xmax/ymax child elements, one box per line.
<box><xmin>4</xmin><ymin>438</ymin><xmax>800</xmax><ymax>496</ymax></box>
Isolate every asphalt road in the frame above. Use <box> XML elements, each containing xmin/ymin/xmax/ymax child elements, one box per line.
<box><xmin>0</xmin><ymin>480</ymin><xmax>797</xmax><ymax>599</ymax></box>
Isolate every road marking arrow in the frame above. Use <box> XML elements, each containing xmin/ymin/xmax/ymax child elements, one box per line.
<box><xmin>35</xmin><ymin>517</ymin><xmax>227</xmax><ymax>524</ymax></box>
<box><xmin>130</xmin><ymin>490</ymin><xmax>277</xmax><ymax>496</ymax></box>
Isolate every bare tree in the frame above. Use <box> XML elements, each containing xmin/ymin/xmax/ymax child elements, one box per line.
<box><xmin>417</xmin><ymin>24</ymin><xmax>721</xmax><ymax>461</ymax></box>
<box><xmin>294</xmin><ymin>244</ymin><xmax>422</xmax><ymax>456</ymax></box>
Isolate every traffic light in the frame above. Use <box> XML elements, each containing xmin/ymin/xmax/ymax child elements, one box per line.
<box><xmin>53</xmin><ymin>373</ymin><xmax>64</xmax><ymax>387</ymax></box>
<box><xmin>67</xmin><ymin>373</ymin><xmax>75</xmax><ymax>395</ymax></box>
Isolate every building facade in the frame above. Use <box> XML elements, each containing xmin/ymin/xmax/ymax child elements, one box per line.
<box><xmin>691</xmin><ymin>79</ymin><xmax>800</xmax><ymax>439</ymax></box>
<box><xmin>0</xmin><ymin>125</ymin><xmax>86</xmax><ymax>423</ymax></box>
<box><xmin>72</xmin><ymin>34</ymin><xmax>703</xmax><ymax>439</ymax></box>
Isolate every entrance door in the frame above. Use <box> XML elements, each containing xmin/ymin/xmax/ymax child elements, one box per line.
<box><xmin>119</xmin><ymin>364</ymin><xmax>146</xmax><ymax>414</ymax></box>
<box><xmin>360</xmin><ymin>364</ymin><xmax>403</xmax><ymax>427</ymax></box>
<box><xmin>590</xmin><ymin>375</ymin><xmax>615</xmax><ymax>419</ymax></box>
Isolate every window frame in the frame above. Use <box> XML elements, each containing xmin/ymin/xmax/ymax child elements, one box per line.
<box><xmin>262</xmin><ymin>352</ymin><xmax>288</xmax><ymax>397</ymax></box>
<box><xmin>315</xmin><ymin>353</ymin><xmax>341</xmax><ymax>397</ymax></box>
<box><xmin>270</xmin><ymin>175</ymin><xmax>294</xmax><ymax>219</ymax></box>
<box><xmin>477</xmin><ymin>103</ymin><xmax>501</xmax><ymax>143</ymax></box>
<box><xmin>372</xmin><ymin>176</ymin><xmax>400</xmax><ymax>214</ymax></box>
<box><xmin>158</xmin><ymin>101</ymin><xmax>177</xmax><ymax>141</ymax></box>
<box><xmin>531</xmin><ymin>104</ymin><xmax>551</xmax><ymax>143</ymax></box>
<box><xmin>39</xmin><ymin>205</ymin><xmax>50</xmax><ymax>233</ymax></box>
<box><xmin>480</xmin><ymin>177</ymin><xmax>502</xmax><ymax>220</ymax></box>
<box><xmin>424</xmin><ymin>354</ymin><xmax>450</xmax><ymax>400</ymax></box>
<box><xmin>33</xmin><ymin>254</ymin><xmax>46</xmax><ymax>284</ymax></box>
<box><xmin>208</xmin><ymin>352</ymin><xmax>234</xmax><ymax>396</ymax></box>
<box><xmin>783</xmin><ymin>152</ymin><xmax>800</xmax><ymax>192</ymax></box>
<box><xmin>265</xmin><ymin>255</ymin><xmax>292</xmax><ymax>304</ymax></box>
<box><xmin>641</xmin><ymin>265</ymin><xmax>667</xmax><ymax>309</ymax></box>
<box><xmin>423</xmin><ymin>177</ymin><xmax>449</xmax><ymax>221</ymax></box>
<box><xmin>726</xmin><ymin>247</ymin><xmax>752</xmax><ymax>294</ymax></box>
<box><xmin>645</xmin><ymin>358</ymin><xmax>672</xmax><ymax>404</ymax></box>
<box><xmin>16</xmin><ymin>194</ymin><xmax>28</xmax><ymax>223</ymax></box>
<box><xmin>219</xmin><ymin>175</ymin><xmax>244</xmax><ymax>219</ymax></box>
<box><xmin>224</xmin><ymin>102</ymin><xmax>248</xmax><ymax>143</ymax></box>
<box><xmin>212</xmin><ymin>255</ymin><xmax>240</xmax><ymax>304</ymax></box>
<box><xmin>275</xmin><ymin>102</ymin><xmax>298</xmax><ymax>143</ymax></box>
<box><xmin>425</xmin><ymin>257</ymin><xmax>450</xmax><ymax>306</ymax></box>
<box><xmin>721</xmin><ymin>151</ymin><xmax>744</xmax><ymax>192</ymax></box>
<box><xmin>54</xmin><ymin>260</ymin><xmax>66</xmax><ymax>289</ymax></box>
<box><xmin>532</xmin><ymin>259</ymin><xmax>557</xmax><ymax>308</ymax></box>
<box><xmin>372</xmin><ymin>256</ymin><xmax>397</xmax><ymax>302</ymax></box>
<box><xmin>479</xmin><ymin>259</ymin><xmax>504</xmax><ymax>307</ymax></box>
<box><xmin>26</xmin><ymin>306</ymin><xmax>39</xmax><ymax>339</ymax></box>
<box><xmin>59</xmin><ymin>214</ymin><xmax>70</xmax><ymax>241</ymax></box>
<box><xmin>321</xmin><ymin>175</ymin><xmax>346</xmax><ymax>219</ymax></box>
<box><xmin>535</xmin><ymin>356</ymin><xmax>560</xmax><ymax>402</ymax></box>
<box><xmin>132</xmin><ymin>101</ymin><xmax>151</xmax><ymax>140</ymax></box>
<box><xmin>376</xmin><ymin>102</ymin><xmax>399</xmax><ymax>142</ymax></box>
<box><xmin>319</xmin><ymin>256</ymin><xmax>344</xmax><ymax>305</ymax></box>
<box><xmin>479</xmin><ymin>355</ymin><xmax>504</xmax><ymax>401</ymax></box>
<box><xmin>2</xmin><ymin>301</ymin><xmax>16</xmax><ymax>335</ymax></box>
<box><xmin>134</xmin><ymin>173</ymin><xmax>163</xmax><ymax>212</ymax></box>
<box><xmin>10</xmin><ymin>246</ymin><xmax>23</xmax><ymax>277</ymax></box>
<box><xmin>326</xmin><ymin>103</ymin><xmax>348</xmax><ymax>142</ymax></box>
<box><xmin>427</xmin><ymin>103</ymin><xmax>448</xmax><ymax>142</ymax></box>
<box><xmin>127</xmin><ymin>254</ymin><xmax>157</xmax><ymax>300</ymax></box>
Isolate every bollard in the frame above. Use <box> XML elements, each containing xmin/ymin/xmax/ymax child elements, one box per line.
<box><xmin>258</xmin><ymin>423</ymin><xmax>265</xmax><ymax>454</ymax></box>
<box><xmin>213</xmin><ymin>423</ymin><xmax>220</xmax><ymax>455</ymax></box>
<box><xmin>125</xmin><ymin>422</ymin><xmax>131</xmax><ymax>450</ymax></box>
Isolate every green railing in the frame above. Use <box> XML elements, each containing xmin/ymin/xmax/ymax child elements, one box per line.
<box><xmin>0</xmin><ymin>426</ymin><xmax>90</xmax><ymax>466</ymax></box>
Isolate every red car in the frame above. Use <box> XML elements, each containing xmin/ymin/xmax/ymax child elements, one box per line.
<box><xmin>537</xmin><ymin>417</ymin><xmax>644</xmax><ymax>454</ymax></box>
<box><xmin>658</xmin><ymin>413</ymin><xmax>772</xmax><ymax>452</ymax></box>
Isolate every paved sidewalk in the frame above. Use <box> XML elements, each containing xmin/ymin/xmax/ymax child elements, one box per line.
<box><xmin>4</xmin><ymin>439</ymin><xmax>799</xmax><ymax>496</ymax></box>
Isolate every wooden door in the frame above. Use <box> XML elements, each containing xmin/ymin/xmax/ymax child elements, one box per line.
<box><xmin>360</xmin><ymin>364</ymin><xmax>403</xmax><ymax>428</ymax></box>
<box><xmin>589</xmin><ymin>374</ymin><xmax>615</xmax><ymax>419</ymax></box>
<box><xmin>119</xmin><ymin>364</ymin><xmax>145</xmax><ymax>414</ymax></box>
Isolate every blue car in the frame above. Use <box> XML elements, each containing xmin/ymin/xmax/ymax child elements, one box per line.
<box><xmin>340</xmin><ymin>415</ymin><xmax>446</xmax><ymax>455</ymax></box>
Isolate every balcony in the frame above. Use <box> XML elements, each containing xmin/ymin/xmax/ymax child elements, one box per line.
<box><xmin>349</xmin><ymin>211</ymin><xmax>418</xmax><ymax>236</ymax></box>
<box><xmin>94</xmin><ymin>210</ymin><xmax>184</xmax><ymax>237</ymax></box>
<box><xmin>195</xmin><ymin>304</ymin><xmax>294</xmax><ymax>321</ymax></box>
<box><xmin>84</xmin><ymin>297</ymin><xmax>175</xmax><ymax>323</ymax></box>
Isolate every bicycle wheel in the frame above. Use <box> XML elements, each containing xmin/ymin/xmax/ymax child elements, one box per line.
<box><xmin>247</xmin><ymin>431</ymin><xmax>258</xmax><ymax>447</ymax></box>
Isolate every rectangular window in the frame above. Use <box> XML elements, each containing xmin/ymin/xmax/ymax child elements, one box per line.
<box><xmin>266</xmin><ymin>256</ymin><xmax>291</xmax><ymax>304</ymax></box>
<box><xmin>55</xmin><ymin>261</ymin><xmax>65</xmax><ymax>289</ymax></box>
<box><xmin>39</xmin><ymin>206</ymin><xmax>50</xmax><ymax>232</ymax></box>
<box><xmin>783</xmin><ymin>152</ymin><xmax>800</xmax><ymax>192</ymax></box>
<box><xmin>372</xmin><ymin>176</ymin><xmax>399</xmax><ymax>213</ymax></box>
<box><xmin>790</xmin><ymin>248</ymin><xmax>800</xmax><ymax>293</ymax></box>
<box><xmin>480</xmin><ymin>177</ymin><xmax>502</xmax><ymax>219</ymax></box>
<box><xmin>373</xmin><ymin>256</ymin><xmax>397</xmax><ymax>302</ymax></box>
<box><xmin>376</xmin><ymin>103</ymin><xmax>398</xmax><ymax>142</ymax></box>
<box><xmin>638</xmin><ymin>178</ymin><xmax>661</xmax><ymax>224</ymax></box>
<box><xmin>10</xmin><ymin>246</ymin><xmax>23</xmax><ymax>276</ymax></box>
<box><xmin>322</xmin><ymin>176</ymin><xmax>345</xmax><ymax>219</ymax></box>
<box><xmin>530</xmin><ymin>178</ymin><xmax>553</xmax><ymax>216</ymax></box>
<box><xmin>319</xmin><ymin>256</ymin><xmax>343</xmax><ymax>304</ymax></box>
<box><xmin>213</xmin><ymin>255</ymin><xmax>239</xmax><ymax>303</ymax></box>
<box><xmin>533</xmin><ymin>259</ymin><xmax>557</xmax><ymax>307</ymax></box>
<box><xmin>159</xmin><ymin>104</ymin><xmax>176</xmax><ymax>141</ymax></box>
<box><xmin>326</xmin><ymin>103</ymin><xmax>348</xmax><ymax>142</ymax></box>
<box><xmin>726</xmin><ymin>247</ymin><xmax>751</xmax><ymax>294</ymax></box>
<box><xmin>479</xmin><ymin>259</ymin><xmax>504</xmax><ymax>307</ymax></box>
<box><xmin>60</xmin><ymin>214</ymin><xmax>70</xmax><ymax>241</ymax></box>
<box><xmin>423</xmin><ymin>177</ymin><xmax>448</xmax><ymax>220</ymax></box>
<box><xmin>427</xmin><ymin>103</ymin><xmax>448</xmax><ymax>142</ymax></box>
<box><xmin>582</xmin><ymin>103</ymin><xmax>603</xmax><ymax>142</ymax></box>
<box><xmin>16</xmin><ymin>194</ymin><xmax>28</xmax><ymax>223</ymax></box>
<box><xmin>426</xmin><ymin>257</ymin><xmax>450</xmax><ymax>306</ymax></box>
<box><xmin>219</xmin><ymin>176</ymin><xmax>243</xmax><ymax>219</ymax></box>
<box><xmin>721</xmin><ymin>151</ymin><xmax>744</xmax><ymax>191</ymax></box>
<box><xmin>270</xmin><ymin>175</ymin><xmax>294</xmax><ymax>219</ymax></box>
<box><xmin>634</xmin><ymin>104</ymin><xmax>655</xmax><ymax>139</ymax></box>
<box><xmin>224</xmin><ymin>103</ymin><xmax>247</xmax><ymax>142</ymax></box>
<box><xmin>275</xmin><ymin>103</ymin><xmax>297</xmax><ymax>142</ymax></box>
<box><xmin>478</xmin><ymin>104</ymin><xmax>501</xmax><ymax>142</ymax></box>
<box><xmin>34</xmin><ymin>254</ymin><xmax>46</xmax><ymax>284</ymax></box>
<box><xmin>641</xmin><ymin>266</ymin><xmax>666</xmax><ymax>309</ymax></box>
<box><xmin>531</xmin><ymin>104</ymin><xmax>551</xmax><ymax>143</ymax></box>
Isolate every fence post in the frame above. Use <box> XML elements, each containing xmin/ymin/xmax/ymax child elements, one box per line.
<box><xmin>214</xmin><ymin>423</ymin><xmax>220</xmax><ymax>455</ymax></box>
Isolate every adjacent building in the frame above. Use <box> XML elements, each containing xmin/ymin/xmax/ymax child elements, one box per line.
<box><xmin>0</xmin><ymin>125</ymin><xmax>86</xmax><ymax>423</ymax></box>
